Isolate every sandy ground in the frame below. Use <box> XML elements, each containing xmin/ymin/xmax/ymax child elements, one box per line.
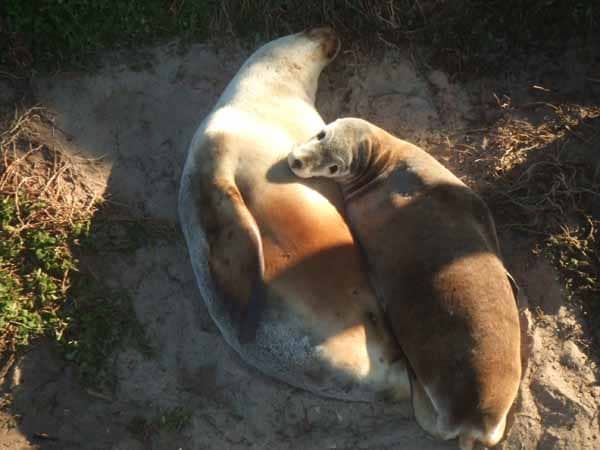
<box><xmin>0</xmin><ymin>39</ymin><xmax>598</xmax><ymax>449</ymax></box>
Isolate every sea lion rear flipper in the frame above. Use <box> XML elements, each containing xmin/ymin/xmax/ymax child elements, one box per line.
<box><xmin>238</xmin><ymin>274</ymin><xmax>267</xmax><ymax>343</ymax></box>
<box><xmin>202</xmin><ymin>179</ymin><xmax>266</xmax><ymax>344</ymax></box>
<box><xmin>505</xmin><ymin>269</ymin><xmax>520</xmax><ymax>304</ymax></box>
<box><xmin>409</xmin><ymin>370</ymin><xmax>440</xmax><ymax>438</ymax></box>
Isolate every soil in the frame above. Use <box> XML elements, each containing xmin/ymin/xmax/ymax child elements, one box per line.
<box><xmin>0</xmin><ymin>38</ymin><xmax>598</xmax><ymax>450</ymax></box>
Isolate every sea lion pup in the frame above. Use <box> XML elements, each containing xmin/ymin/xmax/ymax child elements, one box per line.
<box><xmin>288</xmin><ymin>118</ymin><xmax>522</xmax><ymax>449</ymax></box>
<box><xmin>179</xmin><ymin>31</ymin><xmax>410</xmax><ymax>401</ymax></box>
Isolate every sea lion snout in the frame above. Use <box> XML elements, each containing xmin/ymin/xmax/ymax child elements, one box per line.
<box><xmin>288</xmin><ymin>134</ymin><xmax>351</xmax><ymax>179</ymax></box>
<box><xmin>287</xmin><ymin>146</ymin><xmax>314</xmax><ymax>178</ymax></box>
<box><xmin>305</xmin><ymin>26</ymin><xmax>340</xmax><ymax>60</ymax></box>
<box><xmin>290</xmin><ymin>157</ymin><xmax>303</xmax><ymax>171</ymax></box>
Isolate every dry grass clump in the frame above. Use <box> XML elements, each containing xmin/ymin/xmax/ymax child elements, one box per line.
<box><xmin>484</xmin><ymin>105</ymin><xmax>600</xmax><ymax>229</ymax></box>
<box><xmin>210</xmin><ymin>0</ymin><xmax>424</xmax><ymax>38</ymax></box>
<box><xmin>0</xmin><ymin>107</ymin><xmax>101</xmax><ymax>355</ymax></box>
<box><xmin>490</xmin><ymin>105</ymin><xmax>600</xmax><ymax>172</ymax></box>
<box><xmin>465</xmin><ymin>103</ymin><xmax>600</xmax><ymax>340</ymax></box>
<box><xmin>0</xmin><ymin>108</ymin><xmax>100</xmax><ymax>228</ymax></box>
<box><xmin>209</xmin><ymin>1</ymin><xmax>598</xmax><ymax>73</ymax></box>
<box><xmin>3</xmin><ymin>1</ymin><xmax>597</xmax><ymax>71</ymax></box>
<box><xmin>1</xmin><ymin>108</ymin><xmax>153</xmax><ymax>385</ymax></box>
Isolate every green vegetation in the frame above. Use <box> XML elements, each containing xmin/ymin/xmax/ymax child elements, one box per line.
<box><xmin>0</xmin><ymin>108</ymin><xmax>152</xmax><ymax>386</ymax></box>
<box><xmin>474</xmin><ymin>105</ymin><xmax>600</xmax><ymax>332</ymax></box>
<box><xmin>156</xmin><ymin>406</ymin><xmax>194</xmax><ymax>433</ymax></box>
<box><xmin>0</xmin><ymin>196</ymin><xmax>81</xmax><ymax>350</ymax></box>
<box><xmin>128</xmin><ymin>406</ymin><xmax>194</xmax><ymax>437</ymax></box>
<box><xmin>0</xmin><ymin>0</ymin><xmax>598</xmax><ymax>372</ymax></box>
<box><xmin>1</xmin><ymin>0</ymin><xmax>210</xmax><ymax>68</ymax></box>
<box><xmin>1</xmin><ymin>1</ymin><xmax>598</xmax><ymax>70</ymax></box>
<box><xmin>61</xmin><ymin>280</ymin><xmax>153</xmax><ymax>384</ymax></box>
<box><xmin>547</xmin><ymin>225</ymin><xmax>599</xmax><ymax>308</ymax></box>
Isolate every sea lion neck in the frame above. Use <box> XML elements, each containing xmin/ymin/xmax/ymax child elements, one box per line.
<box><xmin>342</xmin><ymin>134</ymin><xmax>394</xmax><ymax>199</ymax></box>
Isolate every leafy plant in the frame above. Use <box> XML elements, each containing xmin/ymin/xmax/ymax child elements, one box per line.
<box><xmin>1</xmin><ymin>1</ymin><xmax>597</xmax><ymax>70</ymax></box>
<box><xmin>0</xmin><ymin>109</ymin><xmax>152</xmax><ymax>386</ymax></box>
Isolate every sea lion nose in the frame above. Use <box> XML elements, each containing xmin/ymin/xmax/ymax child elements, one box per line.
<box><xmin>291</xmin><ymin>158</ymin><xmax>303</xmax><ymax>170</ymax></box>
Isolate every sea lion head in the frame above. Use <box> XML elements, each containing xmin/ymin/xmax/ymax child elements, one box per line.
<box><xmin>254</xmin><ymin>26</ymin><xmax>340</xmax><ymax>70</ymax></box>
<box><xmin>249</xmin><ymin>27</ymin><xmax>340</xmax><ymax>103</ymax></box>
<box><xmin>303</xmin><ymin>26</ymin><xmax>341</xmax><ymax>61</ymax></box>
<box><xmin>288</xmin><ymin>118</ymin><xmax>371</xmax><ymax>179</ymax></box>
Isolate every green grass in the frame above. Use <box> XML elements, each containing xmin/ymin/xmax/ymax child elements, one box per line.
<box><xmin>546</xmin><ymin>228</ymin><xmax>599</xmax><ymax>303</ymax></box>
<box><xmin>1</xmin><ymin>1</ymin><xmax>598</xmax><ymax>71</ymax></box>
<box><xmin>473</xmin><ymin>106</ymin><xmax>600</xmax><ymax>341</ymax></box>
<box><xmin>0</xmin><ymin>196</ymin><xmax>79</xmax><ymax>351</ymax></box>
<box><xmin>1</xmin><ymin>0</ymin><xmax>598</xmax><ymax>377</ymax></box>
<box><xmin>0</xmin><ymin>108</ymin><xmax>157</xmax><ymax>386</ymax></box>
<box><xmin>0</xmin><ymin>194</ymin><xmax>152</xmax><ymax>385</ymax></box>
<box><xmin>156</xmin><ymin>406</ymin><xmax>194</xmax><ymax>433</ymax></box>
<box><xmin>61</xmin><ymin>281</ymin><xmax>154</xmax><ymax>384</ymax></box>
<box><xmin>128</xmin><ymin>406</ymin><xmax>193</xmax><ymax>437</ymax></box>
<box><xmin>1</xmin><ymin>0</ymin><xmax>210</xmax><ymax>68</ymax></box>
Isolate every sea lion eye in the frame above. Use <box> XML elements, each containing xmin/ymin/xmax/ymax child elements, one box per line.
<box><xmin>329</xmin><ymin>164</ymin><xmax>338</xmax><ymax>174</ymax></box>
<box><xmin>317</xmin><ymin>130</ymin><xmax>326</xmax><ymax>140</ymax></box>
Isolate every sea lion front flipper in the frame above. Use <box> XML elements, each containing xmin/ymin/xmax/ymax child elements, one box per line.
<box><xmin>200</xmin><ymin>177</ymin><xmax>266</xmax><ymax>343</ymax></box>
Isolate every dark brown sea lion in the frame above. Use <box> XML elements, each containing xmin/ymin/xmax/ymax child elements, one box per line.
<box><xmin>288</xmin><ymin>117</ymin><xmax>522</xmax><ymax>448</ymax></box>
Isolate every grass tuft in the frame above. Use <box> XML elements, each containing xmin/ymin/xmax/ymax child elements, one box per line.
<box><xmin>457</xmin><ymin>103</ymin><xmax>600</xmax><ymax>342</ymax></box>
<box><xmin>0</xmin><ymin>107</ymin><xmax>99</xmax><ymax>354</ymax></box>
<box><xmin>1</xmin><ymin>0</ymin><xmax>211</xmax><ymax>69</ymax></box>
<box><xmin>128</xmin><ymin>406</ymin><xmax>193</xmax><ymax>439</ymax></box>
<box><xmin>0</xmin><ymin>107</ymin><xmax>151</xmax><ymax>386</ymax></box>
<box><xmin>1</xmin><ymin>1</ymin><xmax>598</xmax><ymax>72</ymax></box>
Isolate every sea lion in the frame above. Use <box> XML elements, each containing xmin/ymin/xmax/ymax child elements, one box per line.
<box><xmin>288</xmin><ymin>118</ymin><xmax>522</xmax><ymax>448</ymax></box>
<box><xmin>179</xmin><ymin>30</ymin><xmax>409</xmax><ymax>401</ymax></box>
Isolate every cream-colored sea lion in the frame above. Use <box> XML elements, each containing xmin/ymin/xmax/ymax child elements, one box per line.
<box><xmin>179</xmin><ymin>30</ymin><xmax>409</xmax><ymax>401</ymax></box>
<box><xmin>288</xmin><ymin>118</ymin><xmax>522</xmax><ymax>448</ymax></box>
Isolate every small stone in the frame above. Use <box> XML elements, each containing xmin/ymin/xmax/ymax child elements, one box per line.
<box><xmin>537</xmin><ymin>429</ymin><xmax>562</xmax><ymax>449</ymax></box>
<box><xmin>530</xmin><ymin>364</ymin><xmax>585</xmax><ymax>417</ymax></box>
<box><xmin>428</xmin><ymin>70</ymin><xmax>450</xmax><ymax>90</ymax></box>
<box><xmin>560</xmin><ymin>341</ymin><xmax>587</xmax><ymax>370</ymax></box>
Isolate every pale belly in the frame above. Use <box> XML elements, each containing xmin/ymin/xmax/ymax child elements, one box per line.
<box><xmin>234</xmin><ymin>152</ymin><xmax>408</xmax><ymax>400</ymax></box>
<box><xmin>183</xmin><ymin>106</ymin><xmax>409</xmax><ymax>401</ymax></box>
